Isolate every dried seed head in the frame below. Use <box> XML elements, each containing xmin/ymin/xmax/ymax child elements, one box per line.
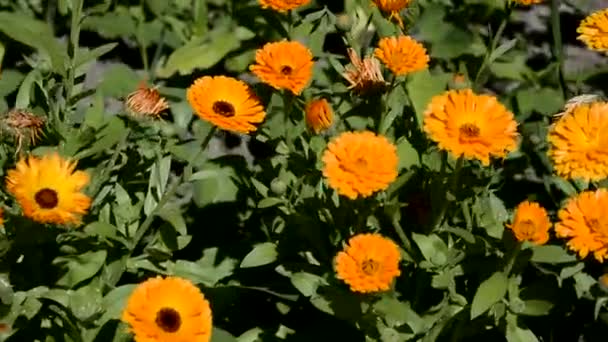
<box><xmin>1</xmin><ymin>109</ymin><xmax>45</xmax><ymax>154</ymax></box>
<box><xmin>125</xmin><ymin>82</ymin><xmax>170</xmax><ymax>118</ymax></box>
<box><xmin>342</xmin><ymin>48</ymin><xmax>387</xmax><ymax>96</ymax></box>
<box><xmin>554</xmin><ymin>94</ymin><xmax>603</xmax><ymax>119</ymax></box>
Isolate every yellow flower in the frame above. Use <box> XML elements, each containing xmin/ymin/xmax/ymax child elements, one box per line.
<box><xmin>548</xmin><ymin>102</ymin><xmax>608</xmax><ymax>181</ymax></box>
<box><xmin>506</xmin><ymin>201</ymin><xmax>551</xmax><ymax>245</ymax></box>
<box><xmin>125</xmin><ymin>82</ymin><xmax>169</xmax><ymax>118</ymax></box>
<box><xmin>187</xmin><ymin>76</ymin><xmax>266</xmax><ymax>134</ymax></box>
<box><xmin>371</xmin><ymin>0</ymin><xmax>411</xmax><ymax>28</ymax></box>
<box><xmin>250</xmin><ymin>40</ymin><xmax>314</xmax><ymax>95</ymax></box>
<box><xmin>305</xmin><ymin>98</ymin><xmax>333</xmax><ymax>133</ymax></box>
<box><xmin>5</xmin><ymin>153</ymin><xmax>91</xmax><ymax>225</ymax></box>
<box><xmin>335</xmin><ymin>233</ymin><xmax>401</xmax><ymax>293</ymax></box>
<box><xmin>555</xmin><ymin>189</ymin><xmax>608</xmax><ymax>262</ymax></box>
<box><xmin>423</xmin><ymin>89</ymin><xmax>519</xmax><ymax>165</ymax></box>
<box><xmin>122</xmin><ymin>276</ymin><xmax>213</xmax><ymax>342</ymax></box>
<box><xmin>322</xmin><ymin>131</ymin><xmax>398</xmax><ymax>199</ymax></box>
<box><xmin>342</xmin><ymin>48</ymin><xmax>387</xmax><ymax>96</ymax></box>
<box><xmin>374</xmin><ymin>36</ymin><xmax>429</xmax><ymax>76</ymax></box>
<box><xmin>577</xmin><ymin>8</ymin><xmax>608</xmax><ymax>52</ymax></box>
<box><xmin>259</xmin><ymin>0</ymin><xmax>310</xmax><ymax>12</ymax></box>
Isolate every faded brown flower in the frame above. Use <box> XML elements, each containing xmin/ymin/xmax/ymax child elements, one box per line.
<box><xmin>125</xmin><ymin>82</ymin><xmax>170</xmax><ymax>118</ymax></box>
<box><xmin>342</xmin><ymin>48</ymin><xmax>387</xmax><ymax>96</ymax></box>
<box><xmin>1</xmin><ymin>109</ymin><xmax>45</xmax><ymax>154</ymax></box>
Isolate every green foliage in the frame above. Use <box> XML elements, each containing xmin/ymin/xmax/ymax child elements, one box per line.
<box><xmin>0</xmin><ymin>0</ymin><xmax>607</xmax><ymax>341</ymax></box>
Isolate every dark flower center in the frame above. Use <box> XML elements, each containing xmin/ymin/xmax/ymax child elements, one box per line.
<box><xmin>280</xmin><ymin>65</ymin><xmax>293</xmax><ymax>75</ymax></box>
<box><xmin>212</xmin><ymin>101</ymin><xmax>236</xmax><ymax>117</ymax></box>
<box><xmin>34</xmin><ymin>188</ymin><xmax>59</xmax><ymax>209</ymax></box>
<box><xmin>459</xmin><ymin>123</ymin><xmax>481</xmax><ymax>139</ymax></box>
<box><xmin>361</xmin><ymin>259</ymin><xmax>380</xmax><ymax>276</ymax></box>
<box><xmin>155</xmin><ymin>307</ymin><xmax>181</xmax><ymax>333</ymax></box>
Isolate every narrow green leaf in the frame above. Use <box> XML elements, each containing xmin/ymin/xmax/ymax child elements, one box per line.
<box><xmin>470</xmin><ymin>272</ymin><xmax>508</xmax><ymax>319</ymax></box>
<box><xmin>406</xmin><ymin>70</ymin><xmax>450</xmax><ymax>126</ymax></box>
<box><xmin>530</xmin><ymin>245</ymin><xmax>577</xmax><ymax>264</ymax></box>
<box><xmin>53</xmin><ymin>251</ymin><xmax>108</xmax><ymax>287</ymax></box>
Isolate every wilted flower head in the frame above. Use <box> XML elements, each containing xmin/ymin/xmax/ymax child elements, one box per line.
<box><xmin>342</xmin><ymin>48</ymin><xmax>387</xmax><ymax>96</ymax></box>
<box><xmin>553</xmin><ymin>94</ymin><xmax>603</xmax><ymax>119</ymax></box>
<box><xmin>305</xmin><ymin>98</ymin><xmax>333</xmax><ymax>134</ymax></box>
<box><xmin>577</xmin><ymin>8</ymin><xmax>608</xmax><ymax>53</ymax></box>
<box><xmin>125</xmin><ymin>82</ymin><xmax>169</xmax><ymax>118</ymax></box>
<box><xmin>1</xmin><ymin>109</ymin><xmax>45</xmax><ymax>154</ymax></box>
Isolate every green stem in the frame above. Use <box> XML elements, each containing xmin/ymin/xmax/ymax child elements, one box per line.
<box><xmin>432</xmin><ymin>156</ymin><xmax>464</xmax><ymax>230</ymax></box>
<box><xmin>378</xmin><ymin>75</ymin><xmax>396</xmax><ymax>134</ymax></box>
<box><xmin>392</xmin><ymin>217</ymin><xmax>413</xmax><ymax>254</ymax></box>
<box><xmin>550</xmin><ymin>0</ymin><xmax>567</xmax><ymax>98</ymax></box>
<box><xmin>65</xmin><ymin>0</ymin><xmax>84</xmax><ymax>111</ymax></box>
<box><xmin>473</xmin><ymin>5</ymin><xmax>511</xmax><ymax>90</ymax></box>
<box><xmin>109</xmin><ymin>126</ymin><xmax>217</xmax><ymax>288</ymax></box>
<box><xmin>504</xmin><ymin>242</ymin><xmax>522</xmax><ymax>275</ymax></box>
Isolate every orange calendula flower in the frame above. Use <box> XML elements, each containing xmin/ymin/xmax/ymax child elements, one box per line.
<box><xmin>5</xmin><ymin>153</ymin><xmax>91</xmax><ymax>225</ymax></box>
<box><xmin>423</xmin><ymin>89</ymin><xmax>519</xmax><ymax>165</ymax></box>
<box><xmin>342</xmin><ymin>48</ymin><xmax>387</xmax><ymax>95</ymax></box>
<box><xmin>322</xmin><ymin>131</ymin><xmax>398</xmax><ymax>199</ymax></box>
<box><xmin>371</xmin><ymin>0</ymin><xmax>411</xmax><ymax>28</ymax></box>
<box><xmin>187</xmin><ymin>76</ymin><xmax>266</xmax><ymax>134</ymax></box>
<box><xmin>122</xmin><ymin>276</ymin><xmax>213</xmax><ymax>342</ymax></box>
<box><xmin>250</xmin><ymin>40</ymin><xmax>314</xmax><ymax>95</ymax></box>
<box><xmin>305</xmin><ymin>98</ymin><xmax>333</xmax><ymax>133</ymax></box>
<box><xmin>125</xmin><ymin>81</ymin><xmax>169</xmax><ymax>118</ymax></box>
<box><xmin>0</xmin><ymin>207</ymin><xmax>4</xmax><ymax>226</ymax></box>
<box><xmin>555</xmin><ymin>189</ymin><xmax>608</xmax><ymax>262</ymax></box>
<box><xmin>335</xmin><ymin>233</ymin><xmax>401</xmax><ymax>293</ymax></box>
<box><xmin>577</xmin><ymin>8</ymin><xmax>608</xmax><ymax>52</ymax></box>
<box><xmin>510</xmin><ymin>0</ymin><xmax>543</xmax><ymax>5</ymax></box>
<box><xmin>548</xmin><ymin>102</ymin><xmax>608</xmax><ymax>181</ymax></box>
<box><xmin>259</xmin><ymin>0</ymin><xmax>310</xmax><ymax>12</ymax></box>
<box><xmin>374</xmin><ymin>36</ymin><xmax>429</xmax><ymax>76</ymax></box>
<box><xmin>506</xmin><ymin>201</ymin><xmax>551</xmax><ymax>245</ymax></box>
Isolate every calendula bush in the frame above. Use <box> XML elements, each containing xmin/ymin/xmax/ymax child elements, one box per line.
<box><xmin>1</xmin><ymin>0</ymin><xmax>608</xmax><ymax>341</ymax></box>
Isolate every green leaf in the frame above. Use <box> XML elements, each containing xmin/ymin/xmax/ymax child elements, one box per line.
<box><xmin>82</xmin><ymin>11</ymin><xmax>137</xmax><ymax>39</ymax></box>
<box><xmin>412</xmin><ymin>233</ymin><xmax>449</xmax><ymax>266</ymax></box>
<box><xmin>157</xmin><ymin>28</ymin><xmax>252</xmax><ymax>78</ymax></box>
<box><xmin>69</xmin><ymin>285</ymin><xmax>102</xmax><ymax>321</ymax></box>
<box><xmin>373</xmin><ymin>296</ymin><xmax>426</xmax><ymax>333</ymax></box>
<box><xmin>74</xmin><ymin>43</ymin><xmax>117</xmax><ymax>69</ymax></box>
<box><xmin>406</xmin><ymin>69</ymin><xmax>450</xmax><ymax>126</ymax></box>
<box><xmin>211</xmin><ymin>328</ymin><xmax>238</xmax><ymax>342</ymax></box>
<box><xmin>520</xmin><ymin>300</ymin><xmax>554</xmax><ymax>316</ymax></box>
<box><xmin>146</xmin><ymin>0</ymin><xmax>169</xmax><ymax>16</ymax></box>
<box><xmin>164</xmin><ymin>248</ymin><xmax>236</xmax><ymax>287</ymax></box>
<box><xmin>98</xmin><ymin>284</ymin><xmax>136</xmax><ymax>323</ymax></box>
<box><xmin>258</xmin><ymin>197</ymin><xmax>284</xmax><ymax>209</ymax></box>
<box><xmin>290</xmin><ymin>272</ymin><xmax>327</xmax><ymax>297</ymax></box>
<box><xmin>396</xmin><ymin>137</ymin><xmax>419</xmax><ymax>170</ymax></box>
<box><xmin>98</xmin><ymin>63</ymin><xmax>140</xmax><ymax>98</ymax></box>
<box><xmin>15</xmin><ymin>69</ymin><xmax>41</xmax><ymax>109</ymax></box>
<box><xmin>506</xmin><ymin>313</ymin><xmax>539</xmax><ymax>342</ymax></box>
<box><xmin>240</xmin><ymin>242</ymin><xmax>278</xmax><ymax>268</ymax></box>
<box><xmin>53</xmin><ymin>250</ymin><xmax>107</xmax><ymax>287</ymax></box>
<box><xmin>473</xmin><ymin>192</ymin><xmax>508</xmax><ymax>239</ymax></box>
<box><xmin>516</xmin><ymin>88</ymin><xmax>564</xmax><ymax>117</ymax></box>
<box><xmin>0</xmin><ymin>12</ymin><xmax>68</xmax><ymax>74</ymax></box>
<box><xmin>530</xmin><ymin>245</ymin><xmax>577</xmax><ymax>264</ymax></box>
<box><xmin>470</xmin><ymin>272</ymin><xmax>508</xmax><ymax>319</ymax></box>
<box><xmin>0</xmin><ymin>69</ymin><xmax>24</xmax><ymax>97</ymax></box>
